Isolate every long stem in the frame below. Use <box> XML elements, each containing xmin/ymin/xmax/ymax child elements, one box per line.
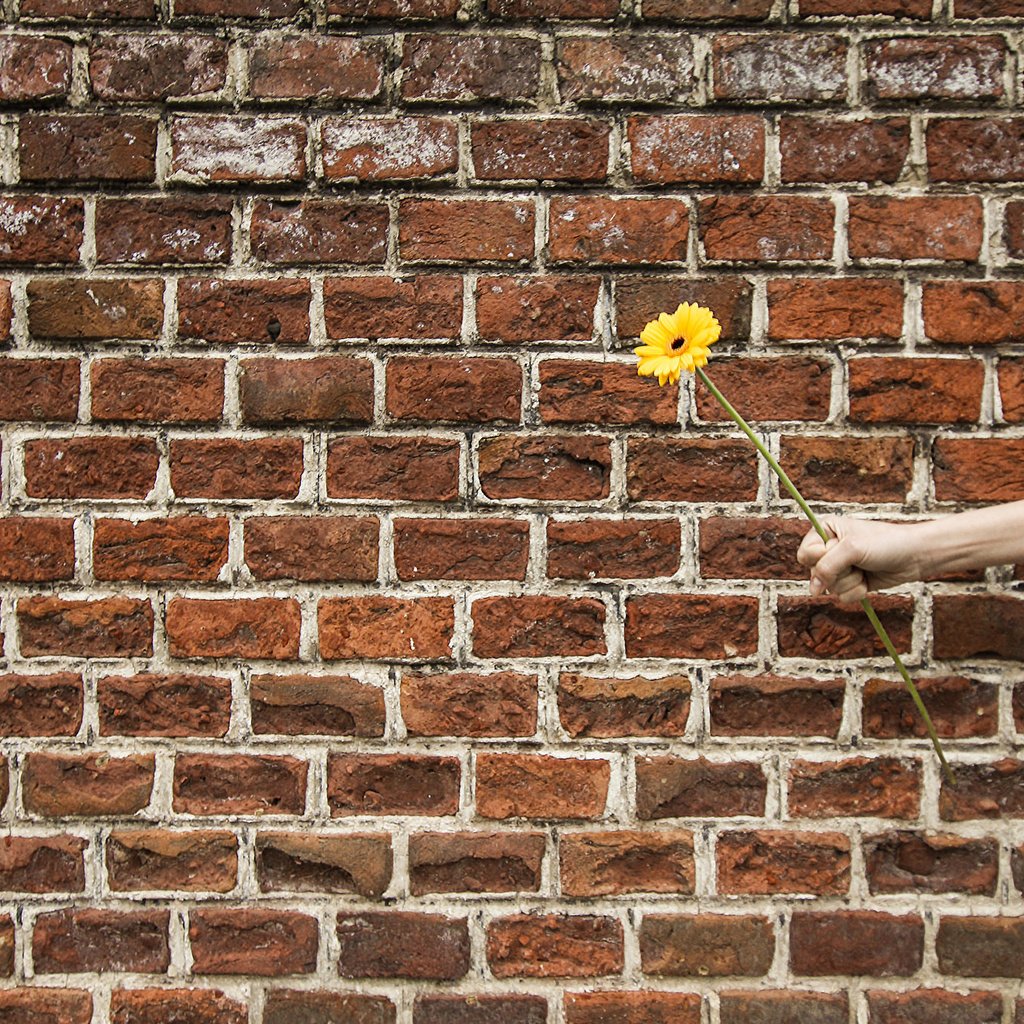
<box><xmin>696</xmin><ymin>367</ymin><xmax>954</xmax><ymax>785</ymax></box>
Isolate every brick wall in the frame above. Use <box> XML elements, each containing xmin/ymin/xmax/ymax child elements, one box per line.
<box><xmin>1</xmin><ymin>0</ymin><xmax>1024</xmax><ymax>1020</ymax></box>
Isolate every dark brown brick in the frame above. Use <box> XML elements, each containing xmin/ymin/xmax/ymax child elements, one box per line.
<box><xmin>18</xmin><ymin>596</ymin><xmax>154</xmax><ymax>659</ymax></box>
<box><xmin>790</xmin><ymin>911</ymin><xmax>923</xmax><ymax>976</ymax></box>
<box><xmin>33</xmin><ymin>909</ymin><xmax>169</xmax><ymax>974</ymax></box>
<box><xmin>173</xmin><ymin>753</ymin><xmax>307</xmax><ymax>816</ymax></box>
<box><xmin>250</xmin><ymin>200</ymin><xmax>388</xmax><ymax>265</ymax></box>
<box><xmin>865</xmin><ymin>831</ymin><xmax>998</xmax><ymax>896</ymax></box>
<box><xmin>487</xmin><ymin>914</ymin><xmax>624</xmax><ymax>978</ymax></box>
<box><xmin>709</xmin><ymin>674</ymin><xmax>845</xmax><ymax>738</ymax></box>
<box><xmin>106</xmin><ymin>829</ymin><xmax>237</xmax><ymax>893</ymax></box>
<box><xmin>20</xmin><ymin>115</ymin><xmax>157</xmax><ymax>183</ymax></box>
<box><xmin>251</xmin><ymin>673</ymin><xmax>386</xmax><ymax>737</ymax></box>
<box><xmin>97</xmin><ymin>672</ymin><xmax>231</xmax><ymax>737</ymax></box>
<box><xmin>636</xmin><ymin>756</ymin><xmax>767</xmax><ymax>819</ymax></box>
<box><xmin>95</xmin><ymin>197</ymin><xmax>233</xmax><ymax>266</ymax></box>
<box><xmin>0</xmin><ymin>673</ymin><xmax>82</xmax><ymax>737</ymax></box>
<box><xmin>409</xmin><ymin>832</ymin><xmax>545</xmax><ymax>895</ymax></box>
<box><xmin>257</xmin><ymin>832</ymin><xmax>392</xmax><ymax>897</ymax></box>
<box><xmin>0</xmin><ymin>835</ymin><xmax>86</xmax><ymax>893</ymax></box>
<box><xmin>337</xmin><ymin>912</ymin><xmax>470</xmax><ymax>979</ymax></box>
<box><xmin>640</xmin><ymin>914</ymin><xmax>773</xmax><ymax>977</ymax></box>
<box><xmin>328</xmin><ymin>754</ymin><xmax>461</xmax><ymax>817</ymax></box>
<box><xmin>190</xmin><ymin>909</ymin><xmax>318</xmax><ymax>976</ymax></box>
<box><xmin>558</xmin><ymin>672</ymin><xmax>691</xmax><ymax>738</ymax></box>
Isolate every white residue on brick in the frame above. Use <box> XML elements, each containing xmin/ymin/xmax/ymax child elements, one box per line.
<box><xmin>323</xmin><ymin>118</ymin><xmax>448</xmax><ymax>175</ymax></box>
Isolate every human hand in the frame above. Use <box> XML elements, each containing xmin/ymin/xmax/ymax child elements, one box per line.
<box><xmin>796</xmin><ymin>515</ymin><xmax>923</xmax><ymax>605</ymax></box>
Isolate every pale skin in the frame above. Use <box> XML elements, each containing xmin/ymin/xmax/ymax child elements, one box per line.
<box><xmin>797</xmin><ymin>500</ymin><xmax>1024</xmax><ymax>605</ymax></box>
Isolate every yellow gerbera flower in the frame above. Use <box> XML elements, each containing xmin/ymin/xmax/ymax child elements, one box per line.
<box><xmin>634</xmin><ymin>302</ymin><xmax>722</xmax><ymax>386</ymax></box>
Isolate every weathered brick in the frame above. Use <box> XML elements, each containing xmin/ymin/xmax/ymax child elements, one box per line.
<box><xmin>478</xmin><ymin>435</ymin><xmax>611</xmax><ymax>501</ymax></box>
<box><xmin>863</xmin><ymin>675</ymin><xmax>997</xmax><ymax>739</ymax></box>
<box><xmin>0</xmin><ymin>517</ymin><xmax>75</xmax><ymax>582</ymax></box>
<box><xmin>625</xmin><ymin>594</ymin><xmax>759</xmax><ymax>659</ymax></box>
<box><xmin>19</xmin><ymin>595</ymin><xmax>154</xmax><ymax>658</ymax></box>
<box><xmin>629</xmin><ymin>114</ymin><xmax>765</xmax><ymax>184</ymax></box>
<box><xmin>250</xmin><ymin>200</ymin><xmax>388</xmax><ymax>265</ymax></box>
<box><xmin>865</xmin><ymin>989</ymin><xmax>1003</xmax><ymax>1024</ymax></box>
<box><xmin>636</xmin><ymin>756</ymin><xmax>767</xmax><ymax>818</ymax></box>
<box><xmin>166</xmin><ymin>597</ymin><xmax>301</xmax><ymax>660</ymax></box>
<box><xmin>558</xmin><ymin>672</ymin><xmax>691</xmax><ymax>738</ymax></box>
<box><xmin>28</xmin><ymin>277</ymin><xmax>164</xmax><ymax>340</ymax></box>
<box><xmin>20</xmin><ymin>114</ymin><xmax>157</xmax><ymax>183</ymax></box>
<box><xmin>33</xmin><ymin>909</ymin><xmax>169</xmax><ymax>974</ymax></box>
<box><xmin>488</xmin><ymin>0</ymin><xmax>615</xmax><ymax>14</ymax></box>
<box><xmin>175</xmin><ymin>0</ymin><xmax>304</xmax><ymax>13</ymax></box>
<box><xmin>23</xmin><ymin>752</ymin><xmax>154</xmax><ymax>816</ymax></box>
<box><xmin>778</xmin><ymin>435</ymin><xmax>914</xmax><ymax>502</ymax></box>
<box><xmin>561</xmin><ymin>830</ymin><xmax>694</xmax><ymax>896</ymax></box>
<box><xmin>696</xmin><ymin>356</ymin><xmax>831</xmax><ymax>422</ymax></box>
<box><xmin>472</xmin><ymin>595</ymin><xmax>607</xmax><ymax>658</ymax></box>
<box><xmin>91</xmin><ymin>358</ymin><xmax>224</xmax><ymax>424</ymax></box>
<box><xmin>713</xmin><ymin>33</ymin><xmax>847</xmax><ymax>102</ymax></box>
<box><xmin>21</xmin><ymin>0</ymin><xmax>154</xmax><ymax>14</ymax></box>
<box><xmin>245</xmin><ymin>516</ymin><xmax>378</xmax><ymax>582</ymax></box>
<box><xmin>955</xmin><ymin>0</ymin><xmax>1024</xmax><ymax>12</ymax></box>
<box><xmin>699</xmin><ymin>516</ymin><xmax>806</xmax><ymax>580</ymax></box>
<box><xmin>476</xmin><ymin>753</ymin><xmax>610</xmax><ymax>819</ymax></box>
<box><xmin>936</xmin><ymin>916</ymin><xmax>1024</xmax><ymax>977</ymax></box>
<box><xmin>399</xmin><ymin>198</ymin><xmax>535</xmax><ymax>263</ymax></box>
<box><xmin>110</xmin><ymin>990</ymin><xmax>246</xmax><ymax>1024</ymax></box>
<box><xmin>0</xmin><ymin>358</ymin><xmax>79</xmax><ymax>422</ymax></box>
<box><xmin>538</xmin><ymin>359</ymin><xmax>678</xmax><ymax>425</ymax></box>
<box><xmin>401</xmin><ymin>670</ymin><xmax>538</xmax><ymax>736</ymax></box>
<box><xmin>319</xmin><ymin>596</ymin><xmax>454</xmax><ymax>660</ymax></box>
<box><xmin>327</xmin><ymin>435</ymin><xmax>461</xmax><ymax>502</ymax></box>
<box><xmin>849</xmin><ymin>356</ymin><xmax>983</xmax><ymax>424</ymax></box>
<box><xmin>336</xmin><ymin>914</ymin><xmax>469</xmax><ymax>983</ymax></box>
<box><xmin>488</xmin><ymin>914</ymin><xmax>624</xmax><ymax>978</ymax></box>
<box><xmin>190</xmin><ymin>909</ymin><xmax>317</xmax><ymax>976</ymax></box>
<box><xmin>0</xmin><ymin>36</ymin><xmax>72</xmax><ymax>102</ymax></box>
<box><xmin>565</xmin><ymin>992</ymin><xmax>701</xmax><ymax>1024</ymax></box>
<box><xmin>788</xmin><ymin>757</ymin><xmax>921</xmax><ymax>818</ymax></box>
<box><xmin>264</xmin><ymin>991</ymin><xmax>395</xmax><ymax>1024</ymax></box>
<box><xmin>557</xmin><ymin>35</ymin><xmax>693</xmax><ymax>103</ymax></box>
<box><xmin>780</xmin><ymin>116</ymin><xmax>910</xmax><ymax>183</ymax></box>
<box><xmin>170</xmin><ymin>116</ymin><xmax>306</xmax><ymax>184</ymax></box>
<box><xmin>768</xmin><ymin>277</ymin><xmax>903</xmax><ymax>339</ymax></box>
<box><xmin>251</xmin><ymin>673</ymin><xmax>386</xmax><ymax>737</ymax></box>
<box><xmin>716</xmin><ymin>830</ymin><xmax>850</xmax><ymax>895</ymax></box>
<box><xmin>409</xmin><ymin>831</ymin><xmax>545</xmax><ymax>894</ymax></box>
<box><xmin>0</xmin><ymin>196</ymin><xmax>83</xmax><ymax>265</ymax></box>
<box><xmin>95</xmin><ymin>196</ymin><xmax>233</xmax><ymax>266</ymax></box>
<box><xmin>710</xmin><ymin>673</ymin><xmax>845</xmax><ymax>737</ymax></box>
<box><xmin>934</xmin><ymin>594</ymin><xmax>1024</xmax><ymax>664</ymax></box>
<box><xmin>865</xmin><ymin>35</ymin><xmax>1005</xmax><ymax>102</ymax></box>
<box><xmin>719</xmin><ymin>993</ymin><xmax>847</xmax><ymax>1024</ymax></box>
<box><xmin>799</xmin><ymin>0</ymin><xmax>929</xmax><ymax>12</ymax></box>
<box><xmin>170</xmin><ymin>437</ymin><xmax>304</xmax><ymax>499</ymax></box>
<box><xmin>173</xmin><ymin>753</ymin><xmax>307</xmax><ymax>815</ymax></box>
<box><xmin>387</xmin><ymin>357</ymin><xmax>522</xmax><ymax>424</ymax></box>
<box><xmin>640</xmin><ymin>914</ymin><xmax>774</xmax><ymax>977</ymax></box>
<box><xmin>864</xmin><ymin>831</ymin><xmax>998</xmax><ymax>896</ymax></box>
<box><xmin>0</xmin><ymin>281</ymin><xmax>9</xmax><ymax>342</ymax></box>
<box><xmin>549</xmin><ymin>197</ymin><xmax>689</xmax><ymax>265</ymax></box>
<box><xmin>97</xmin><ymin>672</ymin><xmax>231</xmax><ymax>737</ymax></box>
<box><xmin>328</xmin><ymin>753</ymin><xmax>460</xmax><ymax>816</ymax></box>
<box><xmin>0</xmin><ymin>917</ymin><xmax>10</xmax><ymax>977</ymax></box>
<box><xmin>416</xmin><ymin>996</ymin><xmax>548</xmax><ymax>1024</ymax></box>
<box><xmin>322</xmin><ymin>117</ymin><xmax>458</xmax><ymax>181</ymax></box>
<box><xmin>999</xmin><ymin>357</ymin><xmax>1024</xmax><ymax>421</ymax></box>
<box><xmin>778</xmin><ymin>594</ymin><xmax>913</xmax><ymax>660</ymax></box>
<box><xmin>90</xmin><ymin>32</ymin><xmax>228</xmax><ymax>100</ymax></box>
<box><xmin>929</xmin><ymin>118</ymin><xmax>1024</xmax><ymax>182</ymax></box>
<box><xmin>256</xmin><ymin>832</ymin><xmax>392</xmax><ymax>896</ymax></box>
<box><xmin>239</xmin><ymin>356</ymin><xmax>372</xmax><ymax>425</ymax></box>
<box><xmin>248</xmin><ymin>34</ymin><xmax>384</xmax><ymax>100</ymax></box>
<box><xmin>849</xmin><ymin>196</ymin><xmax>984</xmax><ymax>262</ymax></box>
<box><xmin>924</xmin><ymin>281</ymin><xmax>1024</xmax><ymax>345</ymax></box>
<box><xmin>106</xmin><ymin>829</ymin><xmax>238</xmax><ymax>892</ymax></box>
<box><xmin>934</xmin><ymin>440</ymin><xmax>1024</xmax><ymax>504</ymax></box>
<box><xmin>0</xmin><ymin>672</ymin><xmax>82</xmax><ymax>736</ymax></box>
<box><xmin>699</xmin><ymin>195</ymin><xmax>834</xmax><ymax>261</ymax></box>
<box><xmin>472</xmin><ymin>118</ymin><xmax>609</xmax><ymax>182</ymax></box>
<box><xmin>177</xmin><ymin>277</ymin><xmax>310</xmax><ymax>345</ymax></box>
<box><xmin>394</xmin><ymin>518</ymin><xmax>529</xmax><ymax>581</ymax></box>
<box><xmin>325</xmin><ymin>275</ymin><xmax>463</xmax><ymax>339</ymax></box>
<box><xmin>626</xmin><ymin>438</ymin><xmax>758</xmax><ymax>503</ymax></box>
<box><xmin>0</xmin><ymin>835</ymin><xmax>86</xmax><ymax>893</ymax></box>
<box><xmin>790</xmin><ymin>911</ymin><xmax>923</xmax><ymax>976</ymax></box>
<box><xmin>548</xmin><ymin>518</ymin><xmax>680</xmax><ymax>579</ymax></box>
<box><xmin>93</xmin><ymin>516</ymin><xmax>229</xmax><ymax>582</ymax></box>
<box><xmin>0</xmin><ymin>990</ymin><xmax>93</xmax><ymax>1024</ymax></box>
<box><xmin>939</xmin><ymin>758</ymin><xmax>1024</xmax><ymax>821</ymax></box>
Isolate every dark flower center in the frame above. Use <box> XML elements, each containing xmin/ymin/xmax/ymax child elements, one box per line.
<box><xmin>670</xmin><ymin>336</ymin><xmax>687</xmax><ymax>350</ymax></box>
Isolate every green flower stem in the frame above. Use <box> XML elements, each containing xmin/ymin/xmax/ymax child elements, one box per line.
<box><xmin>696</xmin><ymin>367</ymin><xmax>954</xmax><ymax>786</ymax></box>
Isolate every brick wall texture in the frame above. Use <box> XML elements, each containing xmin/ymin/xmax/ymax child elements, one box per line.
<box><xmin>2</xmin><ymin>0</ymin><xmax>1024</xmax><ymax>1020</ymax></box>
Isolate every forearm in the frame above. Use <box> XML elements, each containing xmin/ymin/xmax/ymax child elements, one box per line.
<box><xmin>911</xmin><ymin>500</ymin><xmax>1024</xmax><ymax>578</ymax></box>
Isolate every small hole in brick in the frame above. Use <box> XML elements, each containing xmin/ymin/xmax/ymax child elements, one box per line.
<box><xmin>267</xmin><ymin>318</ymin><xmax>282</xmax><ymax>341</ymax></box>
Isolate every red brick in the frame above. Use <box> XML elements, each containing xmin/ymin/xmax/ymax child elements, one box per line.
<box><xmin>488</xmin><ymin>914</ymin><xmax>623</xmax><ymax>979</ymax></box>
<box><xmin>849</xmin><ymin>356</ymin><xmax>983</xmax><ymax>424</ymax></box>
<box><xmin>929</xmin><ymin>118</ymin><xmax>1024</xmax><ymax>182</ymax></box>
<box><xmin>866</xmin><ymin>35</ymin><xmax>1005</xmax><ymax>101</ymax></box>
<box><xmin>93</xmin><ymin>516</ymin><xmax>228</xmax><ymax>583</ymax></box>
<box><xmin>319</xmin><ymin>596</ymin><xmax>454</xmax><ymax>660</ymax></box>
<box><xmin>387</xmin><ymin>356</ymin><xmax>522</xmax><ymax>424</ymax></box>
<box><xmin>720</xmin><ymin>994</ymin><xmax>847</xmax><ymax>1024</ymax></box>
<box><xmin>472</xmin><ymin>595</ymin><xmax>606</xmax><ymax>658</ymax></box>
<box><xmin>264</xmin><ymin>991</ymin><xmax>395</xmax><ymax>1024</ymax></box>
<box><xmin>327</xmin><ymin>435</ymin><xmax>460</xmax><ymax>502</ymax></box>
<box><xmin>940</xmin><ymin>758</ymin><xmax>1024</xmax><ymax>821</ymax></box>
<box><xmin>799</xmin><ymin>0</ymin><xmax>930</xmax><ymax>12</ymax></box>
<box><xmin>95</xmin><ymin>196</ymin><xmax>233</xmax><ymax>266</ymax></box>
<box><xmin>322</xmin><ymin>117</ymin><xmax>458</xmax><ymax>182</ymax></box>
<box><xmin>409</xmin><ymin>831</ymin><xmax>545</xmax><ymax>894</ymax></box>
<box><xmin>106</xmin><ymin>829</ymin><xmax>238</xmax><ymax>892</ymax></box>
<box><xmin>22</xmin><ymin>752</ymin><xmax>154</xmax><ymax>816</ymax></box>
<box><xmin>561</xmin><ymin>830</ymin><xmax>694</xmax><ymax>896</ymax></box>
<box><xmin>548</xmin><ymin>518</ymin><xmax>680</xmax><ymax>579</ymax></box>
<box><xmin>472</xmin><ymin>118</ymin><xmax>609</xmax><ymax>182</ymax></box>
<box><xmin>248</xmin><ymin>34</ymin><xmax>383</xmax><ymax>100</ymax></box>
<box><xmin>33</xmin><ymin>909</ymin><xmax>169</xmax><ymax>974</ymax></box>
<box><xmin>769</xmin><ymin>277</ymin><xmax>903</xmax><ymax>339</ymax></box>
<box><xmin>636</xmin><ymin>756</ymin><xmax>767</xmax><ymax>818</ymax></box>
<box><xmin>28</xmin><ymin>277</ymin><xmax>164</xmax><ymax>340</ymax></box>
<box><xmin>175</xmin><ymin>0</ymin><xmax>304</xmax><ymax>13</ymax></box>
<box><xmin>110</xmin><ymin>990</ymin><xmax>246</xmax><ymax>1024</ymax></box>
<box><xmin>699</xmin><ymin>516</ymin><xmax>807</xmax><ymax>580</ymax></box>
<box><xmin>640</xmin><ymin>914</ymin><xmax>774</xmax><ymax>977</ymax></box>
<box><xmin>713</xmin><ymin>33</ymin><xmax>847</xmax><ymax>102</ymax></box>
<box><xmin>416</xmin><ymin>996</ymin><xmax>547</xmax><ymax>1024</ymax></box>
<box><xmin>245</xmin><ymin>516</ymin><xmax>378</xmax><ymax>582</ymax></box>
<box><xmin>924</xmin><ymin>280</ymin><xmax>1024</xmax><ymax>345</ymax></box>
<box><xmin>251</xmin><ymin>673</ymin><xmax>386</xmax><ymax>737</ymax></box>
<box><xmin>190</xmin><ymin>909</ymin><xmax>317</xmax><ymax>976</ymax></box>
<box><xmin>476</xmin><ymin>753</ymin><xmax>610</xmax><ymax>819</ymax></box>
<box><xmin>250</xmin><ymin>200</ymin><xmax>388</xmax><ymax>266</ymax></box>
<box><xmin>0</xmin><ymin>517</ymin><xmax>75</xmax><ymax>582</ymax></box>
<box><xmin>955</xmin><ymin>0</ymin><xmax>1024</xmax><ymax>12</ymax></box>
<box><xmin>566</xmin><ymin>993</ymin><xmax>700</xmax><ymax>1024</ymax></box>
<box><xmin>488</xmin><ymin>0</ymin><xmax>615</xmax><ymax>14</ymax></box>
<box><xmin>781</xmin><ymin>116</ymin><xmax>910</xmax><ymax>183</ymax></box>
<box><xmin>399</xmin><ymin>198</ymin><xmax>534</xmax><ymax>263</ymax></box>
<box><xmin>626</xmin><ymin>594</ymin><xmax>759</xmax><ymax>659</ymax></box>
<box><xmin>0</xmin><ymin>35</ymin><xmax>71</xmax><ymax>102</ymax></box>
<box><xmin>557</xmin><ymin>34</ymin><xmax>693</xmax><ymax>103</ymax></box>
<box><xmin>626</xmin><ymin>437</ymin><xmax>758</xmax><ymax>502</ymax></box>
<box><xmin>550</xmin><ymin>197</ymin><xmax>689</xmax><ymax>265</ymax></box>
<box><xmin>90</xmin><ymin>32</ymin><xmax>228</xmax><ymax>100</ymax></box>
<box><xmin>338</xmin><ymin>912</ymin><xmax>469</xmax><ymax>980</ymax></box>
<box><xmin>789</xmin><ymin>757</ymin><xmax>921</xmax><ymax>818</ymax></box>
<box><xmin>472</xmin><ymin>274</ymin><xmax>592</xmax><ymax>346</ymax></box>
<box><xmin>395</xmin><ymin>518</ymin><xmax>528</xmax><ymax>582</ymax></box>
<box><xmin>933</xmin><ymin>439</ymin><xmax>1024</xmax><ymax>503</ymax></box>
<box><xmin>97</xmin><ymin>672</ymin><xmax>231</xmax><ymax>737</ymax></box>
<box><xmin>863</xmin><ymin>675</ymin><xmax>997</xmax><ymax>739</ymax></box>
<box><xmin>778</xmin><ymin>435</ymin><xmax>914</xmax><ymax>502</ymax></box>
<box><xmin>170</xmin><ymin>437</ymin><xmax>304</xmax><ymax>499</ymax></box>
<box><xmin>0</xmin><ymin>835</ymin><xmax>86</xmax><ymax>893</ymax></box>
<box><xmin>166</xmin><ymin>597</ymin><xmax>301</xmax><ymax>660</ymax></box>
<box><xmin>790</xmin><ymin>911</ymin><xmax>923</xmax><ymax>976</ymax></box>
<box><xmin>850</xmin><ymin>196</ymin><xmax>984</xmax><ymax>262</ymax></box>
<box><xmin>19</xmin><ymin>596</ymin><xmax>154</xmax><ymax>658</ymax></box>
<box><xmin>170</xmin><ymin>115</ymin><xmax>306</xmax><ymax>184</ymax></box>
<box><xmin>558</xmin><ymin>672</ymin><xmax>691</xmax><ymax>738</ymax></box>
<box><xmin>402</xmin><ymin>669</ymin><xmax>536</xmax><ymax>737</ymax></box>
<box><xmin>697</xmin><ymin>356</ymin><xmax>831</xmax><ymax>423</ymax></box>
<box><xmin>328</xmin><ymin>753</ymin><xmax>460</xmax><ymax>816</ymax></box>
<box><xmin>0</xmin><ymin>672</ymin><xmax>82</xmax><ymax>736</ymax></box>
<box><xmin>867</xmin><ymin>990</ymin><xmax>1002</xmax><ymax>1024</ymax></box>
<box><xmin>239</xmin><ymin>356</ymin><xmax>372</xmax><ymax>425</ymax></box>
<box><xmin>539</xmin><ymin>359</ymin><xmax>678</xmax><ymax>425</ymax></box>
<box><xmin>0</xmin><ymin>281</ymin><xmax>9</xmax><ymax>342</ymax></box>
<box><xmin>257</xmin><ymin>831</ymin><xmax>392</xmax><ymax>897</ymax></box>
<box><xmin>717</xmin><ymin>830</ymin><xmax>850</xmax><ymax>895</ymax></box>
<box><xmin>0</xmin><ymin>917</ymin><xmax>10</xmax><ymax>977</ymax></box>
<box><xmin>173</xmin><ymin>753</ymin><xmax>307</xmax><ymax>815</ymax></box>
<box><xmin>710</xmin><ymin>673</ymin><xmax>845</xmax><ymax>737</ymax></box>
<box><xmin>778</xmin><ymin>594</ymin><xmax>914</xmax><ymax>659</ymax></box>
<box><xmin>864</xmin><ymin>831</ymin><xmax>998</xmax><ymax>896</ymax></box>
<box><xmin>19</xmin><ymin>114</ymin><xmax>157</xmax><ymax>183</ymax></box>
<box><xmin>1000</xmin><ymin>357</ymin><xmax>1024</xmax><ymax>421</ymax></box>
<box><xmin>0</xmin><ymin>358</ymin><xmax>79</xmax><ymax>422</ymax></box>
<box><xmin>0</xmin><ymin>990</ymin><xmax>92</xmax><ymax>1024</ymax></box>
<box><xmin>177</xmin><ymin>277</ymin><xmax>310</xmax><ymax>345</ymax></box>
<box><xmin>478</xmin><ymin>434</ymin><xmax>611</xmax><ymax>501</ymax></box>
<box><xmin>91</xmin><ymin>358</ymin><xmax>224</xmax><ymax>424</ymax></box>
<box><xmin>643</xmin><ymin>0</ymin><xmax>771</xmax><ymax>16</ymax></box>
<box><xmin>936</xmin><ymin>916</ymin><xmax>1024</xmax><ymax>977</ymax></box>
<box><xmin>325</xmin><ymin>275</ymin><xmax>463</xmax><ymax>339</ymax></box>
<box><xmin>0</xmin><ymin>196</ymin><xmax>83</xmax><ymax>265</ymax></box>
<box><xmin>21</xmin><ymin>0</ymin><xmax>154</xmax><ymax>13</ymax></box>
<box><xmin>400</xmin><ymin>34</ymin><xmax>541</xmax><ymax>103</ymax></box>
<box><xmin>699</xmin><ymin>195</ymin><xmax>834</xmax><ymax>261</ymax></box>
<box><xmin>629</xmin><ymin>114</ymin><xmax>765</xmax><ymax>184</ymax></box>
